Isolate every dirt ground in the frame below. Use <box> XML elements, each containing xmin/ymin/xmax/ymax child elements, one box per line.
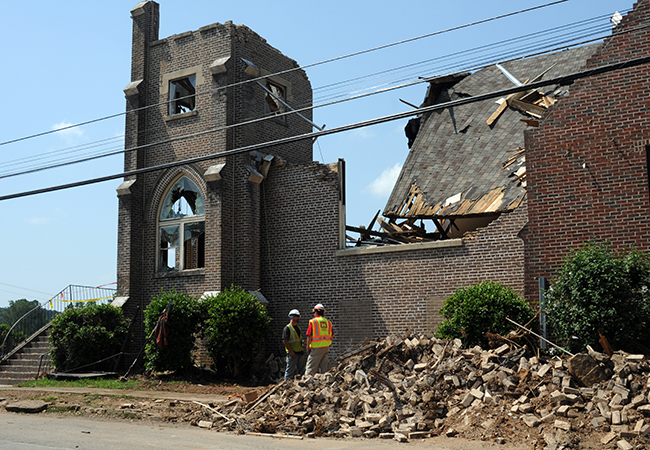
<box><xmin>0</xmin><ymin>375</ymin><xmax>267</xmax><ymax>425</ymax></box>
<box><xmin>0</xmin><ymin>380</ymin><xmax>531</xmax><ymax>450</ymax></box>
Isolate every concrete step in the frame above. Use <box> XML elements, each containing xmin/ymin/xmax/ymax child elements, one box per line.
<box><xmin>0</xmin><ymin>364</ymin><xmax>42</xmax><ymax>374</ymax></box>
<box><xmin>6</xmin><ymin>353</ymin><xmax>49</xmax><ymax>362</ymax></box>
<box><xmin>0</xmin><ymin>378</ymin><xmax>27</xmax><ymax>385</ymax></box>
<box><xmin>0</xmin><ymin>328</ymin><xmax>52</xmax><ymax>383</ymax></box>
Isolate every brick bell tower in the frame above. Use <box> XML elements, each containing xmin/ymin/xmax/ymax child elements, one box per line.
<box><xmin>115</xmin><ymin>1</ymin><xmax>313</xmax><ymax>353</ymax></box>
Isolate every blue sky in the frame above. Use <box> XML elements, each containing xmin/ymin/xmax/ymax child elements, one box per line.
<box><xmin>0</xmin><ymin>0</ymin><xmax>632</xmax><ymax>308</ymax></box>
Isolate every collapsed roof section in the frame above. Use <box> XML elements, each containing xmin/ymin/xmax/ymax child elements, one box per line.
<box><xmin>373</xmin><ymin>44</ymin><xmax>600</xmax><ymax>243</ymax></box>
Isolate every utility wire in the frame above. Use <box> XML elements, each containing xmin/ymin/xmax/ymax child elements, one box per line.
<box><xmin>313</xmin><ymin>11</ymin><xmax>623</xmax><ymax>97</ymax></box>
<box><xmin>0</xmin><ymin>22</ymin><xmax>638</xmax><ymax>182</ymax></box>
<box><xmin>1</xmin><ymin>53</ymin><xmax>649</xmax><ymax>203</ymax></box>
<box><xmin>0</xmin><ymin>8</ymin><xmax>617</xmax><ymax>174</ymax></box>
<box><xmin>1</xmin><ymin>9</ymin><xmax>619</xmax><ymax>176</ymax></box>
<box><xmin>2</xmin><ymin>16</ymin><xmax>643</xmax><ymax>182</ymax></box>
<box><xmin>0</xmin><ymin>0</ymin><xmax>568</xmax><ymax>148</ymax></box>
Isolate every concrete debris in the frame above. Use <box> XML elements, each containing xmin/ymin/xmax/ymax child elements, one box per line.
<box><xmin>4</xmin><ymin>400</ymin><xmax>48</xmax><ymax>413</ymax></box>
<box><xmin>204</xmin><ymin>335</ymin><xmax>650</xmax><ymax>446</ymax></box>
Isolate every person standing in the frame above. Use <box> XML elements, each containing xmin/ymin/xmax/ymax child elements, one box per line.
<box><xmin>305</xmin><ymin>303</ymin><xmax>333</xmax><ymax>376</ymax></box>
<box><xmin>282</xmin><ymin>309</ymin><xmax>305</xmax><ymax>381</ymax></box>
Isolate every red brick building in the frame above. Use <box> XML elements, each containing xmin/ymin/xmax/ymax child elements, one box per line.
<box><xmin>117</xmin><ymin>0</ymin><xmax>650</xmax><ymax>365</ymax></box>
<box><xmin>525</xmin><ymin>0</ymin><xmax>650</xmax><ymax>301</ymax></box>
<box><xmin>116</xmin><ymin>1</ymin><xmax>313</xmax><ymax>349</ymax></box>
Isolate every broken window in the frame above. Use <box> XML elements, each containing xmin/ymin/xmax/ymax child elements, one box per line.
<box><xmin>264</xmin><ymin>80</ymin><xmax>286</xmax><ymax>121</ymax></box>
<box><xmin>158</xmin><ymin>176</ymin><xmax>205</xmax><ymax>272</ymax></box>
<box><xmin>169</xmin><ymin>75</ymin><xmax>196</xmax><ymax>115</ymax></box>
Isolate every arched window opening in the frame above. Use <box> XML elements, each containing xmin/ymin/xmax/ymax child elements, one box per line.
<box><xmin>158</xmin><ymin>176</ymin><xmax>205</xmax><ymax>272</ymax></box>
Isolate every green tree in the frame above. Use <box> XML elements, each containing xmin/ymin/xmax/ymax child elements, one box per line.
<box><xmin>0</xmin><ymin>299</ymin><xmax>48</xmax><ymax>344</ymax></box>
<box><xmin>203</xmin><ymin>286</ymin><xmax>271</xmax><ymax>378</ymax></box>
<box><xmin>1</xmin><ymin>299</ymin><xmax>44</xmax><ymax>325</ymax></box>
<box><xmin>545</xmin><ymin>242</ymin><xmax>650</xmax><ymax>353</ymax></box>
<box><xmin>49</xmin><ymin>303</ymin><xmax>129</xmax><ymax>372</ymax></box>
<box><xmin>143</xmin><ymin>290</ymin><xmax>204</xmax><ymax>373</ymax></box>
<box><xmin>437</xmin><ymin>281</ymin><xmax>535</xmax><ymax>348</ymax></box>
<box><xmin>0</xmin><ymin>323</ymin><xmax>10</xmax><ymax>349</ymax></box>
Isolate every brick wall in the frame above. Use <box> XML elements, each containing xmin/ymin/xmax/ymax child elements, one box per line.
<box><xmin>118</xmin><ymin>1</ymin><xmax>313</xmax><ymax>360</ymax></box>
<box><xmin>524</xmin><ymin>0</ymin><xmax>650</xmax><ymax>302</ymax></box>
<box><xmin>261</xmin><ymin>161</ymin><xmax>528</xmax><ymax>362</ymax></box>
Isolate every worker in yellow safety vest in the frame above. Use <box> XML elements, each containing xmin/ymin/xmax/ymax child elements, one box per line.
<box><xmin>305</xmin><ymin>303</ymin><xmax>334</xmax><ymax>376</ymax></box>
<box><xmin>282</xmin><ymin>309</ymin><xmax>305</xmax><ymax>381</ymax></box>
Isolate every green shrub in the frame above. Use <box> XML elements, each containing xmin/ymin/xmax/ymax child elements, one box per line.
<box><xmin>49</xmin><ymin>304</ymin><xmax>129</xmax><ymax>372</ymax></box>
<box><xmin>203</xmin><ymin>286</ymin><xmax>271</xmax><ymax>378</ymax></box>
<box><xmin>143</xmin><ymin>290</ymin><xmax>204</xmax><ymax>373</ymax></box>
<box><xmin>437</xmin><ymin>281</ymin><xmax>535</xmax><ymax>348</ymax></box>
<box><xmin>545</xmin><ymin>242</ymin><xmax>650</xmax><ymax>353</ymax></box>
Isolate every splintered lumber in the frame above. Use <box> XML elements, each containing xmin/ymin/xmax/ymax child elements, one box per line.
<box><xmin>400</xmin><ymin>98</ymin><xmax>420</xmax><ymax>109</ymax></box>
<box><xmin>368</xmin><ymin>368</ymin><xmax>396</xmax><ymax>392</ymax></box>
<box><xmin>487</xmin><ymin>99</ymin><xmax>510</xmax><ymax>126</ymax></box>
<box><xmin>247</xmin><ymin>432</ymin><xmax>303</xmax><ymax>440</ymax></box>
<box><xmin>244</xmin><ymin>381</ymin><xmax>285</xmax><ymax>413</ymax></box>
<box><xmin>377</xmin><ymin>216</ymin><xmax>403</xmax><ymax>234</ymax></box>
<box><xmin>486</xmin><ymin>78</ymin><xmax>531</xmax><ymax>126</ymax></box>
<box><xmin>503</xmin><ymin>148</ymin><xmax>525</xmax><ymax>168</ymax></box>
<box><xmin>193</xmin><ymin>401</ymin><xmax>232</xmax><ymax>422</ymax></box>
<box><xmin>506</xmin><ymin>98</ymin><xmax>545</xmax><ymax>118</ymax></box>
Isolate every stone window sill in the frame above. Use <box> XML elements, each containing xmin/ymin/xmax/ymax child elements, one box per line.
<box><xmin>164</xmin><ymin>110</ymin><xmax>198</xmax><ymax>122</ymax></box>
<box><xmin>154</xmin><ymin>268</ymin><xmax>205</xmax><ymax>279</ymax></box>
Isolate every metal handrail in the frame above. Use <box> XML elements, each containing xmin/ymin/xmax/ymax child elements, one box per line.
<box><xmin>1</xmin><ymin>284</ymin><xmax>117</xmax><ymax>360</ymax></box>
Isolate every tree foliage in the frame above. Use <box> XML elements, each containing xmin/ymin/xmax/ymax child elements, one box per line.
<box><xmin>437</xmin><ymin>281</ymin><xmax>535</xmax><ymax>348</ymax></box>
<box><xmin>143</xmin><ymin>290</ymin><xmax>204</xmax><ymax>373</ymax></box>
<box><xmin>203</xmin><ymin>286</ymin><xmax>271</xmax><ymax>378</ymax></box>
<box><xmin>545</xmin><ymin>242</ymin><xmax>650</xmax><ymax>353</ymax></box>
<box><xmin>49</xmin><ymin>304</ymin><xmax>129</xmax><ymax>372</ymax></box>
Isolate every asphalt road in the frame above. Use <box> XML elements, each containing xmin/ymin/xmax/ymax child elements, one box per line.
<box><xmin>0</xmin><ymin>412</ymin><xmax>525</xmax><ymax>450</ymax></box>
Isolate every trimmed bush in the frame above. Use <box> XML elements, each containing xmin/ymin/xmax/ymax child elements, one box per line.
<box><xmin>437</xmin><ymin>281</ymin><xmax>535</xmax><ymax>348</ymax></box>
<box><xmin>545</xmin><ymin>242</ymin><xmax>650</xmax><ymax>353</ymax></box>
<box><xmin>49</xmin><ymin>304</ymin><xmax>129</xmax><ymax>372</ymax></box>
<box><xmin>143</xmin><ymin>290</ymin><xmax>203</xmax><ymax>373</ymax></box>
<box><xmin>203</xmin><ymin>286</ymin><xmax>271</xmax><ymax>378</ymax></box>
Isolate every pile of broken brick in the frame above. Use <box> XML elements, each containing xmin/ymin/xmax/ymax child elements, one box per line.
<box><xmin>200</xmin><ymin>334</ymin><xmax>650</xmax><ymax>448</ymax></box>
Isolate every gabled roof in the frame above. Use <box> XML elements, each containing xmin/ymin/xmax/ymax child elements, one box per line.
<box><xmin>384</xmin><ymin>44</ymin><xmax>600</xmax><ymax>220</ymax></box>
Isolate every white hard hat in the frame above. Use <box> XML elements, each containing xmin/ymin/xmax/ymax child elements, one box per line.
<box><xmin>313</xmin><ymin>303</ymin><xmax>325</xmax><ymax>312</ymax></box>
<box><xmin>288</xmin><ymin>309</ymin><xmax>301</xmax><ymax>317</ymax></box>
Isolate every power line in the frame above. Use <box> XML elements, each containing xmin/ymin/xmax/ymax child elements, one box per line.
<box><xmin>1</xmin><ymin>53</ymin><xmax>649</xmax><ymax>203</ymax></box>
<box><xmin>2</xmin><ymin>16</ymin><xmax>641</xmax><ymax>182</ymax></box>
<box><xmin>0</xmin><ymin>25</ymin><xmax>631</xmax><ymax>182</ymax></box>
<box><xmin>313</xmin><ymin>11</ymin><xmax>621</xmax><ymax>98</ymax></box>
<box><xmin>0</xmin><ymin>0</ymin><xmax>568</xmax><ymax>148</ymax></box>
<box><xmin>1</xmin><ymin>8</ymin><xmax>621</xmax><ymax>178</ymax></box>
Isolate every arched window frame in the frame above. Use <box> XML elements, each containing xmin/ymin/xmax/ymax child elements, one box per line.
<box><xmin>157</xmin><ymin>175</ymin><xmax>206</xmax><ymax>272</ymax></box>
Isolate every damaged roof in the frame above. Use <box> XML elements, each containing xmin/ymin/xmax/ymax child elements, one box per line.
<box><xmin>384</xmin><ymin>44</ymin><xmax>600</xmax><ymax>220</ymax></box>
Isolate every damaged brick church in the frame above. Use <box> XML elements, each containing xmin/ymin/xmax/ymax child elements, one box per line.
<box><xmin>116</xmin><ymin>0</ymin><xmax>650</xmax><ymax>362</ymax></box>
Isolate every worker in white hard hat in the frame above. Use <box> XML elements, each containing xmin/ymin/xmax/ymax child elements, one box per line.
<box><xmin>305</xmin><ymin>303</ymin><xmax>334</xmax><ymax>376</ymax></box>
<box><xmin>282</xmin><ymin>309</ymin><xmax>305</xmax><ymax>381</ymax></box>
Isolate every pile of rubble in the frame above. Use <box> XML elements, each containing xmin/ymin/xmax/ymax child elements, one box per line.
<box><xmin>198</xmin><ymin>335</ymin><xmax>650</xmax><ymax>448</ymax></box>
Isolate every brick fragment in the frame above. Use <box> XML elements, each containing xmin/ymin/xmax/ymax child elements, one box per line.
<box><xmin>601</xmin><ymin>431</ymin><xmax>617</xmax><ymax>444</ymax></box>
<box><xmin>616</xmin><ymin>439</ymin><xmax>633</xmax><ymax>450</ymax></box>
<box><xmin>554</xmin><ymin>419</ymin><xmax>571</xmax><ymax>431</ymax></box>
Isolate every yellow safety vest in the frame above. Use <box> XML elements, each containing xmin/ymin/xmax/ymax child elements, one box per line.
<box><xmin>285</xmin><ymin>323</ymin><xmax>303</xmax><ymax>353</ymax></box>
<box><xmin>309</xmin><ymin>317</ymin><xmax>332</xmax><ymax>348</ymax></box>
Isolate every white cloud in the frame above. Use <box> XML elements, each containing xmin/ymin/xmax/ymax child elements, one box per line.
<box><xmin>350</xmin><ymin>128</ymin><xmax>375</xmax><ymax>140</ymax></box>
<box><xmin>52</xmin><ymin>121</ymin><xmax>84</xmax><ymax>139</ymax></box>
<box><xmin>25</xmin><ymin>217</ymin><xmax>49</xmax><ymax>225</ymax></box>
<box><xmin>367</xmin><ymin>163</ymin><xmax>402</xmax><ymax>197</ymax></box>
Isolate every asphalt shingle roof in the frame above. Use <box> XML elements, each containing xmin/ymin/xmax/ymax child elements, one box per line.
<box><xmin>384</xmin><ymin>44</ymin><xmax>600</xmax><ymax>219</ymax></box>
